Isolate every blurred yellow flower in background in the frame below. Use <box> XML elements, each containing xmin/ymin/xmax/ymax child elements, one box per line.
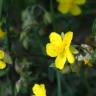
<box><xmin>0</xmin><ymin>28</ymin><xmax>6</xmax><ymax>39</ymax></box>
<box><xmin>32</xmin><ymin>84</ymin><xmax>46</xmax><ymax>96</ymax></box>
<box><xmin>0</xmin><ymin>50</ymin><xmax>6</xmax><ymax>69</ymax></box>
<box><xmin>57</xmin><ymin>0</ymin><xmax>86</xmax><ymax>16</ymax></box>
<box><xmin>46</xmin><ymin>31</ymin><xmax>75</xmax><ymax>70</ymax></box>
<box><xmin>0</xmin><ymin>50</ymin><xmax>5</xmax><ymax>59</ymax></box>
<box><xmin>0</xmin><ymin>61</ymin><xmax>6</xmax><ymax>69</ymax></box>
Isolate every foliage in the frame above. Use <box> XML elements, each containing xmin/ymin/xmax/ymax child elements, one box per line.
<box><xmin>0</xmin><ymin>0</ymin><xmax>96</xmax><ymax>96</ymax></box>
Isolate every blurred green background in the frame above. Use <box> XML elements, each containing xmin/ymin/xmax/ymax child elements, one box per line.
<box><xmin>0</xmin><ymin>0</ymin><xmax>96</xmax><ymax>96</ymax></box>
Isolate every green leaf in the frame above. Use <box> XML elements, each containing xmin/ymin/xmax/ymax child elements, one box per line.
<box><xmin>20</xmin><ymin>32</ymin><xmax>29</xmax><ymax>49</ymax></box>
<box><xmin>4</xmin><ymin>53</ymin><xmax>13</xmax><ymax>64</ymax></box>
<box><xmin>20</xmin><ymin>31</ymin><xmax>27</xmax><ymax>41</ymax></box>
<box><xmin>22</xmin><ymin>37</ymin><xmax>29</xmax><ymax>49</ymax></box>
<box><xmin>70</xmin><ymin>46</ymin><xmax>79</xmax><ymax>54</ymax></box>
<box><xmin>43</xmin><ymin>12</ymin><xmax>52</xmax><ymax>24</ymax></box>
<box><xmin>61</xmin><ymin>65</ymin><xmax>70</xmax><ymax>74</ymax></box>
<box><xmin>0</xmin><ymin>67</ymin><xmax>9</xmax><ymax>77</ymax></box>
<box><xmin>61</xmin><ymin>64</ymin><xmax>80</xmax><ymax>74</ymax></box>
<box><xmin>49</xmin><ymin>63</ymin><xmax>55</xmax><ymax>68</ymax></box>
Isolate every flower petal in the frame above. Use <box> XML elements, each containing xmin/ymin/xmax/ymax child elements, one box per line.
<box><xmin>75</xmin><ymin>0</ymin><xmax>86</xmax><ymax>5</ymax></box>
<box><xmin>0</xmin><ymin>61</ymin><xmax>6</xmax><ymax>69</ymax></box>
<box><xmin>32</xmin><ymin>84</ymin><xmax>41</xmax><ymax>96</ymax></box>
<box><xmin>66</xmin><ymin>48</ymin><xmax>75</xmax><ymax>64</ymax></box>
<box><xmin>40</xmin><ymin>84</ymin><xmax>46</xmax><ymax>96</ymax></box>
<box><xmin>49</xmin><ymin>32</ymin><xmax>62</xmax><ymax>45</ymax></box>
<box><xmin>0</xmin><ymin>28</ymin><xmax>6</xmax><ymax>39</ymax></box>
<box><xmin>55</xmin><ymin>54</ymin><xmax>66</xmax><ymax>70</ymax></box>
<box><xmin>32</xmin><ymin>84</ymin><xmax>46</xmax><ymax>96</ymax></box>
<box><xmin>63</xmin><ymin>31</ymin><xmax>73</xmax><ymax>48</ymax></box>
<box><xmin>70</xmin><ymin>5</ymin><xmax>81</xmax><ymax>16</ymax></box>
<box><xmin>46</xmin><ymin>43</ymin><xmax>58</xmax><ymax>57</ymax></box>
<box><xmin>0</xmin><ymin>50</ymin><xmax>4</xmax><ymax>59</ymax></box>
<box><xmin>58</xmin><ymin>3</ymin><xmax>70</xmax><ymax>14</ymax></box>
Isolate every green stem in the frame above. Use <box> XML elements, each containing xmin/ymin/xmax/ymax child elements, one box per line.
<box><xmin>6</xmin><ymin>28</ymin><xmax>16</xmax><ymax>96</ymax></box>
<box><xmin>11</xmin><ymin>82</ymin><xmax>15</xmax><ymax>96</ymax></box>
<box><xmin>56</xmin><ymin>70</ymin><xmax>62</xmax><ymax>96</ymax></box>
<box><xmin>50</xmin><ymin>0</ymin><xmax>56</xmax><ymax>31</ymax></box>
<box><xmin>0</xmin><ymin>0</ymin><xmax>3</xmax><ymax>20</ymax></box>
<box><xmin>50</xmin><ymin>0</ymin><xmax>62</xmax><ymax>95</ymax></box>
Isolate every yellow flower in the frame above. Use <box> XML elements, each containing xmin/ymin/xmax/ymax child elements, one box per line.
<box><xmin>0</xmin><ymin>61</ymin><xmax>6</xmax><ymax>69</ymax></box>
<box><xmin>46</xmin><ymin>31</ymin><xmax>75</xmax><ymax>70</ymax></box>
<box><xmin>0</xmin><ymin>50</ymin><xmax>6</xmax><ymax>69</ymax></box>
<box><xmin>0</xmin><ymin>50</ymin><xmax>5</xmax><ymax>59</ymax></box>
<box><xmin>32</xmin><ymin>84</ymin><xmax>46</xmax><ymax>96</ymax></box>
<box><xmin>57</xmin><ymin>0</ymin><xmax>86</xmax><ymax>16</ymax></box>
<box><xmin>0</xmin><ymin>28</ymin><xmax>6</xmax><ymax>39</ymax></box>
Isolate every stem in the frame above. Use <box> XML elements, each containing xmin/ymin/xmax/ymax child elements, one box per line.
<box><xmin>50</xmin><ymin>0</ymin><xmax>62</xmax><ymax>95</ymax></box>
<box><xmin>0</xmin><ymin>0</ymin><xmax>3</xmax><ymax>20</ymax></box>
<box><xmin>50</xmin><ymin>0</ymin><xmax>56</xmax><ymax>31</ymax></box>
<box><xmin>56</xmin><ymin>70</ymin><xmax>62</xmax><ymax>96</ymax></box>
<box><xmin>11</xmin><ymin>82</ymin><xmax>15</xmax><ymax>96</ymax></box>
<box><xmin>6</xmin><ymin>27</ymin><xmax>16</xmax><ymax>96</ymax></box>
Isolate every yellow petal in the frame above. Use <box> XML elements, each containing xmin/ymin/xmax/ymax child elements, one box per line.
<box><xmin>55</xmin><ymin>54</ymin><xmax>66</xmax><ymax>70</ymax></box>
<box><xmin>33</xmin><ymin>84</ymin><xmax>41</xmax><ymax>96</ymax></box>
<box><xmin>75</xmin><ymin>0</ymin><xmax>86</xmax><ymax>5</ymax></box>
<box><xmin>58</xmin><ymin>3</ymin><xmax>70</xmax><ymax>14</ymax></box>
<box><xmin>40</xmin><ymin>84</ymin><xmax>46</xmax><ymax>96</ymax></box>
<box><xmin>49</xmin><ymin>32</ymin><xmax>62</xmax><ymax>45</ymax></box>
<box><xmin>46</xmin><ymin>43</ymin><xmax>58</xmax><ymax>57</ymax></box>
<box><xmin>32</xmin><ymin>84</ymin><xmax>46</xmax><ymax>96</ymax></box>
<box><xmin>0</xmin><ymin>28</ymin><xmax>6</xmax><ymax>39</ymax></box>
<box><xmin>0</xmin><ymin>60</ymin><xmax>6</xmax><ymax>69</ymax></box>
<box><xmin>63</xmin><ymin>31</ymin><xmax>73</xmax><ymax>48</ymax></box>
<box><xmin>66</xmin><ymin>48</ymin><xmax>75</xmax><ymax>64</ymax></box>
<box><xmin>70</xmin><ymin>5</ymin><xmax>81</xmax><ymax>16</ymax></box>
<box><xmin>0</xmin><ymin>50</ymin><xmax>5</xmax><ymax>59</ymax></box>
